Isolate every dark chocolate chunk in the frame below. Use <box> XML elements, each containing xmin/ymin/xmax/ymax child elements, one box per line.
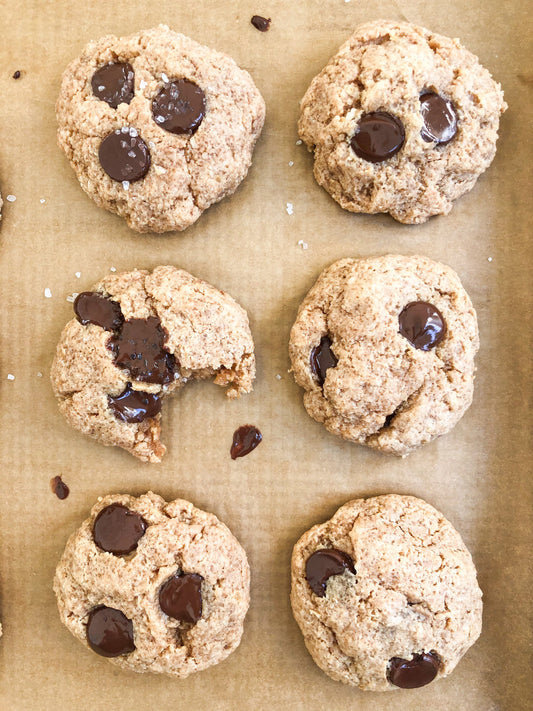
<box><xmin>99</xmin><ymin>129</ymin><xmax>151</xmax><ymax>182</ymax></box>
<box><xmin>351</xmin><ymin>111</ymin><xmax>405</xmax><ymax>162</ymax></box>
<box><xmin>108</xmin><ymin>383</ymin><xmax>162</xmax><ymax>423</ymax></box>
<box><xmin>108</xmin><ymin>316</ymin><xmax>176</xmax><ymax>385</ymax></box>
<box><xmin>86</xmin><ymin>606</ymin><xmax>135</xmax><ymax>657</ymax></box>
<box><xmin>91</xmin><ymin>62</ymin><xmax>135</xmax><ymax>108</ymax></box>
<box><xmin>305</xmin><ymin>548</ymin><xmax>355</xmax><ymax>597</ymax></box>
<box><xmin>74</xmin><ymin>291</ymin><xmax>124</xmax><ymax>331</ymax></box>
<box><xmin>93</xmin><ymin>503</ymin><xmax>147</xmax><ymax>555</ymax></box>
<box><xmin>50</xmin><ymin>475</ymin><xmax>69</xmax><ymax>500</ymax></box>
<box><xmin>310</xmin><ymin>336</ymin><xmax>338</xmax><ymax>386</ymax></box>
<box><xmin>420</xmin><ymin>92</ymin><xmax>458</xmax><ymax>144</ymax></box>
<box><xmin>398</xmin><ymin>301</ymin><xmax>446</xmax><ymax>351</ymax></box>
<box><xmin>388</xmin><ymin>651</ymin><xmax>440</xmax><ymax>688</ymax></box>
<box><xmin>12</xmin><ymin>70</ymin><xmax>21</xmax><ymax>80</ymax></box>
<box><xmin>159</xmin><ymin>573</ymin><xmax>203</xmax><ymax>624</ymax></box>
<box><xmin>152</xmin><ymin>79</ymin><xmax>206</xmax><ymax>135</ymax></box>
<box><xmin>230</xmin><ymin>425</ymin><xmax>262</xmax><ymax>460</ymax></box>
<box><xmin>251</xmin><ymin>15</ymin><xmax>271</xmax><ymax>32</ymax></box>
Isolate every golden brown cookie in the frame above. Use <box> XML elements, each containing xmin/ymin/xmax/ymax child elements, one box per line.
<box><xmin>298</xmin><ymin>21</ymin><xmax>506</xmax><ymax>223</ymax></box>
<box><xmin>51</xmin><ymin>266</ymin><xmax>255</xmax><ymax>462</ymax></box>
<box><xmin>57</xmin><ymin>26</ymin><xmax>265</xmax><ymax>232</ymax></box>
<box><xmin>289</xmin><ymin>255</ymin><xmax>479</xmax><ymax>456</ymax></box>
<box><xmin>54</xmin><ymin>492</ymin><xmax>250</xmax><ymax>676</ymax></box>
<box><xmin>291</xmin><ymin>494</ymin><xmax>482</xmax><ymax>690</ymax></box>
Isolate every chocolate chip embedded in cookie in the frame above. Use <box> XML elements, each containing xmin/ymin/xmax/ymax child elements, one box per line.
<box><xmin>50</xmin><ymin>266</ymin><xmax>255</xmax><ymax>462</ymax></box>
<box><xmin>291</xmin><ymin>494</ymin><xmax>482</xmax><ymax>691</ymax></box>
<box><xmin>54</xmin><ymin>492</ymin><xmax>250</xmax><ymax>675</ymax></box>
<box><xmin>298</xmin><ymin>20</ymin><xmax>506</xmax><ymax>223</ymax></box>
<box><xmin>56</xmin><ymin>25</ymin><xmax>265</xmax><ymax>233</ymax></box>
<box><xmin>289</xmin><ymin>255</ymin><xmax>479</xmax><ymax>456</ymax></box>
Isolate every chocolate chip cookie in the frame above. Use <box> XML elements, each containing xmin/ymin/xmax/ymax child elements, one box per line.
<box><xmin>298</xmin><ymin>20</ymin><xmax>506</xmax><ymax>223</ymax></box>
<box><xmin>54</xmin><ymin>492</ymin><xmax>250</xmax><ymax>675</ymax></box>
<box><xmin>50</xmin><ymin>266</ymin><xmax>255</xmax><ymax>462</ymax></box>
<box><xmin>289</xmin><ymin>255</ymin><xmax>479</xmax><ymax>455</ymax></box>
<box><xmin>57</xmin><ymin>25</ymin><xmax>265</xmax><ymax>232</ymax></box>
<box><xmin>291</xmin><ymin>494</ymin><xmax>482</xmax><ymax>690</ymax></box>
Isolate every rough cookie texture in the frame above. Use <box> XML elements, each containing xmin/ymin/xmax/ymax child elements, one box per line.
<box><xmin>289</xmin><ymin>255</ymin><xmax>479</xmax><ymax>456</ymax></box>
<box><xmin>57</xmin><ymin>26</ymin><xmax>265</xmax><ymax>232</ymax></box>
<box><xmin>54</xmin><ymin>492</ymin><xmax>250</xmax><ymax>675</ymax></box>
<box><xmin>291</xmin><ymin>494</ymin><xmax>482</xmax><ymax>690</ymax></box>
<box><xmin>298</xmin><ymin>20</ymin><xmax>506</xmax><ymax>223</ymax></box>
<box><xmin>51</xmin><ymin>266</ymin><xmax>255</xmax><ymax>462</ymax></box>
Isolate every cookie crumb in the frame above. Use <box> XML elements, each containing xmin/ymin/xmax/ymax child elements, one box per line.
<box><xmin>286</xmin><ymin>202</ymin><xmax>294</xmax><ymax>215</ymax></box>
<box><xmin>6</xmin><ymin>194</ymin><xmax>16</xmax><ymax>203</ymax></box>
<box><xmin>154</xmin><ymin>165</ymin><xmax>167</xmax><ymax>175</ymax></box>
<box><xmin>12</xmin><ymin>70</ymin><xmax>21</xmax><ymax>79</ymax></box>
<box><xmin>251</xmin><ymin>15</ymin><xmax>271</xmax><ymax>32</ymax></box>
<box><xmin>50</xmin><ymin>475</ymin><xmax>70</xmax><ymax>500</ymax></box>
<box><xmin>6</xmin><ymin>374</ymin><xmax>15</xmax><ymax>381</ymax></box>
<box><xmin>297</xmin><ymin>240</ymin><xmax>308</xmax><ymax>249</ymax></box>
<box><xmin>44</xmin><ymin>288</ymin><xmax>52</xmax><ymax>298</ymax></box>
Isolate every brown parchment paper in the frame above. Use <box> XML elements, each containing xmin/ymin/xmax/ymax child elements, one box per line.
<box><xmin>0</xmin><ymin>1</ymin><xmax>531</xmax><ymax>709</ymax></box>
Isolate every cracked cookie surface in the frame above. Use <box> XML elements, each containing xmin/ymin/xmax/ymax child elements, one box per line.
<box><xmin>57</xmin><ymin>25</ymin><xmax>265</xmax><ymax>232</ymax></box>
<box><xmin>50</xmin><ymin>266</ymin><xmax>255</xmax><ymax>462</ymax></box>
<box><xmin>291</xmin><ymin>494</ymin><xmax>482</xmax><ymax>690</ymax></box>
<box><xmin>289</xmin><ymin>255</ymin><xmax>479</xmax><ymax>456</ymax></box>
<box><xmin>54</xmin><ymin>491</ymin><xmax>250</xmax><ymax>676</ymax></box>
<box><xmin>298</xmin><ymin>20</ymin><xmax>506</xmax><ymax>223</ymax></box>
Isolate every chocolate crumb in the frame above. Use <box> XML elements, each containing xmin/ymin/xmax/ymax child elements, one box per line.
<box><xmin>251</xmin><ymin>15</ymin><xmax>271</xmax><ymax>32</ymax></box>
<box><xmin>12</xmin><ymin>70</ymin><xmax>21</xmax><ymax>79</ymax></box>
<box><xmin>231</xmin><ymin>425</ymin><xmax>262</xmax><ymax>459</ymax></box>
<box><xmin>50</xmin><ymin>475</ymin><xmax>70</xmax><ymax>500</ymax></box>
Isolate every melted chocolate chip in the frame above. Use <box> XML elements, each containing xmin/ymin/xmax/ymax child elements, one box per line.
<box><xmin>398</xmin><ymin>301</ymin><xmax>446</xmax><ymax>351</ymax></box>
<box><xmin>388</xmin><ymin>651</ymin><xmax>440</xmax><ymax>688</ymax></box>
<box><xmin>108</xmin><ymin>383</ymin><xmax>162</xmax><ymax>423</ymax></box>
<box><xmin>152</xmin><ymin>79</ymin><xmax>206</xmax><ymax>135</ymax></box>
<box><xmin>74</xmin><ymin>292</ymin><xmax>124</xmax><ymax>331</ymax></box>
<box><xmin>50</xmin><ymin>475</ymin><xmax>69</xmax><ymax>500</ymax></box>
<box><xmin>93</xmin><ymin>503</ymin><xmax>147</xmax><ymax>555</ymax></box>
<box><xmin>108</xmin><ymin>317</ymin><xmax>176</xmax><ymax>385</ymax></box>
<box><xmin>99</xmin><ymin>129</ymin><xmax>151</xmax><ymax>182</ymax></box>
<box><xmin>305</xmin><ymin>548</ymin><xmax>356</xmax><ymax>597</ymax></box>
<box><xmin>420</xmin><ymin>92</ymin><xmax>457</xmax><ymax>144</ymax></box>
<box><xmin>86</xmin><ymin>606</ymin><xmax>135</xmax><ymax>657</ymax></box>
<box><xmin>230</xmin><ymin>425</ymin><xmax>262</xmax><ymax>460</ymax></box>
<box><xmin>251</xmin><ymin>15</ymin><xmax>271</xmax><ymax>31</ymax></box>
<box><xmin>351</xmin><ymin>112</ymin><xmax>405</xmax><ymax>162</ymax></box>
<box><xmin>13</xmin><ymin>70</ymin><xmax>21</xmax><ymax>80</ymax></box>
<box><xmin>91</xmin><ymin>62</ymin><xmax>135</xmax><ymax>108</ymax></box>
<box><xmin>310</xmin><ymin>336</ymin><xmax>338</xmax><ymax>386</ymax></box>
<box><xmin>159</xmin><ymin>573</ymin><xmax>203</xmax><ymax>623</ymax></box>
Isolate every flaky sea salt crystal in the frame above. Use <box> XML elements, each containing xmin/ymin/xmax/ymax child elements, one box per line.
<box><xmin>6</xmin><ymin>194</ymin><xmax>16</xmax><ymax>202</ymax></box>
<box><xmin>129</xmin><ymin>127</ymin><xmax>138</xmax><ymax>137</ymax></box>
<box><xmin>75</xmin><ymin>272</ymin><xmax>81</xmax><ymax>278</ymax></box>
<box><xmin>296</xmin><ymin>139</ymin><xmax>302</xmax><ymax>145</ymax></box>
<box><xmin>40</xmin><ymin>198</ymin><xmax>46</xmax><ymax>204</ymax></box>
<box><xmin>288</xmin><ymin>161</ymin><xmax>294</xmax><ymax>167</ymax></box>
<box><xmin>7</xmin><ymin>374</ymin><xmax>15</xmax><ymax>381</ymax></box>
<box><xmin>154</xmin><ymin>165</ymin><xmax>167</xmax><ymax>175</ymax></box>
<box><xmin>297</xmin><ymin>240</ymin><xmax>308</xmax><ymax>250</ymax></box>
<box><xmin>139</xmin><ymin>79</ymin><xmax>147</xmax><ymax>90</ymax></box>
<box><xmin>161</xmin><ymin>72</ymin><xmax>169</xmax><ymax>83</ymax></box>
<box><xmin>44</xmin><ymin>288</ymin><xmax>52</xmax><ymax>298</ymax></box>
<box><xmin>66</xmin><ymin>293</ymin><xmax>78</xmax><ymax>303</ymax></box>
<box><xmin>275</xmin><ymin>374</ymin><xmax>282</xmax><ymax>380</ymax></box>
<box><xmin>122</xmin><ymin>181</ymin><xmax>130</xmax><ymax>191</ymax></box>
<box><xmin>110</xmin><ymin>267</ymin><xmax>116</xmax><ymax>272</ymax></box>
<box><xmin>121</xmin><ymin>126</ymin><xmax>129</xmax><ymax>133</ymax></box>
<box><xmin>37</xmin><ymin>372</ymin><xmax>43</xmax><ymax>377</ymax></box>
<box><xmin>488</xmin><ymin>257</ymin><xmax>493</xmax><ymax>262</ymax></box>
<box><xmin>286</xmin><ymin>203</ymin><xmax>294</xmax><ymax>215</ymax></box>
